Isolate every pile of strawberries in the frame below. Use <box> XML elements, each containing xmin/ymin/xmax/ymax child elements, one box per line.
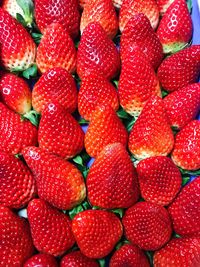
<box><xmin>0</xmin><ymin>0</ymin><xmax>200</xmax><ymax>266</ymax></box>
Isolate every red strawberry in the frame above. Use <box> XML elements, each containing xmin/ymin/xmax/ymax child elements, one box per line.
<box><xmin>128</xmin><ymin>96</ymin><xmax>174</xmax><ymax>160</ymax></box>
<box><xmin>0</xmin><ymin>72</ymin><xmax>31</xmax><ymax>114</ymax></box>
<box><xmin>137</xmin><ymin>156</ymin><xmax>182</xmax><ymax>206</ymax></box>
<box><xmin>35</xmin><ymin>0</ymin><xmax>80</xmax><ymax>39</ymax></box>
<box><xmin>23</xmin><ymin>146</ymin><xmax>86</xmax><ymax>210</ymax></box>
<box><xmin>169</xmin><ymin>176</ymin><xmax>200</xmax><ymax>236</ymax></box>
<box><xmin>157</xmin><ymin>0</ymin><xmax>193</xmax><ymax>54</ymax></box>
<box><xmin>0</xmin><ymin>8</ymin><xmax>36</xmax><ymax>71</ymax></box>
<box><xmin>120</xmin><ymin>13</ymin><xmax>163</xmax><ymax>69</ymax></box>
<box><xmin>0</xmin><ymin>206</ymin><xmax>34</xmax><ymax>266</ymax></box>
<box><xmin>61</xmin><ymin>251</ymin><xmax>99</xmax><ymax>267</ymax></box>
<box><xmin>158</xmin><ymin>45</ymin><xmax>200</xmax><ymax>92</ymax></box>
<box><xmin>154</xmin><ymin>237</ymin><xmax>200</xmax><ymax>266</ymax></box>
<box><xmin>0</xmin><ymin>102</ymin><xmax>37</xmax><ymax>154</ymax></box>
<box><xmin>38</xmin><ymin>102</ymin><xmax>84</xmax><ymax>159</ymax></box>
<box><xmin>119</xmin><ymin>0</ymin><xmax>159</xmax><ymax>31</ymax></box>
<box><xmin>36</xmin><ymin>23</ymin><xmax>77</xmax><ymax>74</ymax></box>
<box><xmin>87</xmin><ymin>143</ymin><xmax>139</xmax><ymax>209</ymax></box>
<box><xmin>24</xmin><ymin>254</ymin><xmax>58</xmax><ymax>267</ymax></box>
<box><xmin>118</xmin><ymin>46</ymin><xmax>161</xmax><ymax>117</ymax></box>
<box><xmin>72</xmin><ymin>210</ymin><xmax>123</xmax><ymax>258</ymax></box>
<box><xmin>80</xmin><ymin>0</ymin><xmax>118</xmax><ymax>39</ymax></box>
<box><xmin>27</xmin><ymin>199</ymin><xmax>75</xmax><ymax>256</ymax></box>
<box><xmin>110</xmin><ymin>244</ymin><xmax>150</xmax><ymax>267</ymax></box>
<box><xmin>78</xmin><ymin>69</ymin><xmax>119</xmax><ymax>121</ymax></box>
<box><xmin>163</xmin><ymin>83</ymin><xmax>200</xmax><ymax>129</ymax></box>
<box><xmin>77</xmin><ymin>22</ymin><xmax>120</xmax><ymax>80</ymax></box>
<box><xmin>171</xmin><ymin>120</ymin><xmax>200</xmax><ymax>170</ymax></box>
<box><xmin>122</xmin><ymin>202</ymin><xmax>172</xmax><ymax>250</ymax></box>
<box><xmin>157</xmin><ymin>0</ymin><xmax>175</xmax><ymax>16</ymax></box>
<box><xmin>85</xmin><ymin>105</ymin><xmax>128</xmax><ymax>158</ymax></box>
<box><xmin>32</xmin><ymin>67</ymin><xmax>77</xmax><ymax>114</ymax></box>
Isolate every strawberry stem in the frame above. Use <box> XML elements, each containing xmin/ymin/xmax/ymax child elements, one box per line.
<box><xmin>23</xmin><ymin>110</ymin><xmax>40</xmax><ymax>127</ymax></box>
<box><xmin>16</xmin><ymin>0</ymin><xmax>34</xmax><ymax>27</ymax></box>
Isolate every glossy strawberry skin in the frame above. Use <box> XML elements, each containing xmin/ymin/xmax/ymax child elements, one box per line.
<box><xmin>122</xmin><ymin>202</ymin><xmax>172</xmax><ymax>251</ymax></box>
<box><xmin>172</xmin><ymin>120</ymin><xmax>200</xmax><ymax>170</ymax></box>
<box><xmin>0</xmin><ymin>8</ymin><xmax>36</xmax><ymax>71</ymax></box>
<box><xmin>24</xmin><ymin>254</ymin><xmax>58</xmax><ymax>267</ymax></box>
<box><xmin>77</xmin><ymin>22</ymin><xmax>120</xmax><ymax>80</ymax></box>
<box><xmin>28</xmin><ymin>199</ymin><xmax>75</xmax><ymax>256</ymax></box>
<box><xmin>36</xmin><ymin>23</ymin><xmax>77</xmax><ymax>74</ymax></box>
<box><xmin>61</xmin><ymin>251</ymin><xmax>99</xmax><ymax>267</ymax></box>
<box><xmin>72</xmin><ymin>210</ymin><xmax>123</xmax><ymax>258</ymax></box>
<box><xmin>157</xmin><ymin>0</ymin><xmax>175</xmax><ymax>16</ymax></box>
<box><xmin>0</xmin><ymin>206</ymin><xmax>34</xmax><ymax>266</ymax></box>
<box><xmin>38</xmin><ymin>102</ymin><xmax>84</xmax><ymax>159</ymax></box>
<box><xmin>32</xmin><ymin>67</ymin><xmax>77</xmax><ymax>114</ymax></box>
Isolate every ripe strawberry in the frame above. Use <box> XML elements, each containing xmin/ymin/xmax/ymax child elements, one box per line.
<box><xmin>154</xmin><ymin>237</ymin><xmax>200</xmax><ymax>266</ymax></box>
<box><xmin>72</xmin><ymin>210</ymin><xmax>123</xmax><ymax>258</ymax></box>
<box><xmin>61</xmin><ymin>251</ymin><xmax>99</xmax><ymax>267</ymax></box>
<box><xmin>85</xmin><ymin>105</ymin><xmax>128</xmax><ymax>158</ymax></box>
<box><xmin>163</xmin><ymin>83</ymin><xmax>200</xmax><ymax>129</ymax></box>
<box><xmin>122</xmin><ymin>202</ymin><xmax>172</xmax><ymax>251</ymax></box>
<box><xmin>24</xmin><ymin>254</ymin><xmax>58</xmax><ymax>267</ymax></box>
<box><xmin>38</xmin><ymin>102</ymin><xmax>84</xmax><ymax>159</ymax></box>
<box><xmin>0</xmin><ymin>206</ymin><xmax>34</xmax><ymax>266</ymax></box>
<box><xmin>157</xmin><ymin>0</ymin><xmax>175</xmax><ymax>16</ymax></box>
<box><xmin>80</xmin><ymin>0</ymin><xmax>118</xmax><ymax>39</ymax></box>
<box><xmin>119</xmin><ymin>0</ymin><xmax>159</xmax><ymax>31</ymax></box>
<box><xmin>128</xmin><ymin>96</ymin><xmax>174</xmax><ymax>160</ymax></box>
<box><xmin>169</xmin><ymin>176</ymin><xmax>200</xmax><ymax>236</ymax></box>
<box><xmin>0</xmin><ymin>8</ymin><xmax>36</xmax><ymax>71</ymax></box>
<box><xmin>78</xmin><ymin>69</ymin><xmax>119</xmax><ymax>121</ymax></box>
<box><xmin>32</xmin><ymin>67</ymin><xmax>77</xmax><ymax>114</ymax></box>
<box><xmin>120</xmin><ymin>13</ymin><xmax>163</xmax><ymax>69</ymax></box>
<box><xmin>137</xmin><ymin>156</ymin><xmax>182</xmax><ymax>206</ymax></box>
<box><xmin>87</xmin><ymin>143</ymin><xmax>139</xmax><ymax>209</ymax></box>
<box><xmin>28</xmin><ymin>199</ymin><xmax>75</xmax><ymax>256</ymax></box>
<box><xmin>0</xmin><ymin>102</ymin><xmax>37</xmax><ymax>154</ymax></box>
<box><xmin>118</xmin><ymin>46</ymin><xmax>161</xmax><ymax>117</ymax></box>
<box><xmin>36</xmin><ymin>23</ymin><xmax>77</xmax><ymax>74</ymax></box>
<box><xmin>34</xmin><ymin>0</ymin><xmax>80</xmax><ymax>39</ymax></box>
<box><xmin>158</xmin><ymin>45</ymin><xmax>200</xmax><ymax>92</ymax></box>
<box><xmin>77</xmin><ymin>22</ymin><xmax>120</xmax><ymax>80</ymax></box>
<box><xmin>110</xmin><ymin>244</ymin><xmax>150</xmax><ymax>267</ymax></box>
<box><xmin>171</xmin><ymin>120</ymin><xmax>200</xmax><ymax>170</ymax></box>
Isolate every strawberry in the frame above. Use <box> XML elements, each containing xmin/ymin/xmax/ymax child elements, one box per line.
<box><xmin>27</xmin><ymin>199</ymin><xmax>75</xmax><ymax>256</ymax></box>
<box><xmin>38</xmin><ymin>102</ymin><xmax>84</xmax><ymax>159</ymax></box>
<box><xmin>128</xmin><ymin>96</ymin><xmax>174</xmax><ymax>160</ymax></box>
<box><xmin>87</xmin><ymin>143</ymin><xmax>139</xmax><ymax>209</ymax></box>
<box><xmin>32</xmin><ymin>67</ymin><xmax>77</xmax><ymax>114</ymax></box>
<box><xmin>154</xmin><ymin>237</ymin><xmax>200</xmax><ymax>266</ymax></box>
<box><xmin>0</xmin><ymin>206</ymin><xmax>34</xmax><ymax>266</ymax></box>
<box><xmin>110</xmin><ymin>244</ymin><xmax>150</xmax><ymax>267</ymax></box>
<box><xmin>36</xmin><ymin>23</ymin><xmax>77</xmax><ymax>74</ymax></box>
<box><xmin>122</xmin><ymin>202</ymin><xmax>172</xmax><ymax>251</ymax></box>
<box><xmin>118</xmin><ymin>46</ymin><xmax>161</xmax><ymax>117</ymax></box>
<box><xmin>23</xmin><ymin>146</ymin><xmax>86</xmax><ymax>210</ymax></box>
<box><xmin>72</xmin><ymin>210</ymin><xmax>123</xmax><ymax>258</ymax></box>
<box><xmin>137</xmin><ymin>156</ymin><xmax>182</xmax><ymax>206</ymax></box>
<box><xmin>0</xmin><ymin>102</ymin><xmax>38</xmax><ymax>154</ymax></box>
<box><xmin>0</xmin><ymin>8</ymin><xmax>36</xmax><ymax>71</ymax></box>
<box><xmin>78</xmin><ymin>69</ymin><xmax>119</xmax><ymax>121</ymax></box>
<box><xmin>171</xmin><ymin>120</ymin><xmax>200</xmax><ymax>170</ymax></box>
<box><xmin>119</xmin><ymin>0</ymin><xmax>159</xmax><ymax>31</ymax></box>
<box><xmin>24</xmin><ymin>254</ymin><xmax>58</xmax><ymax>267</ymax></box>
<box><xmin>0</xmin><ymin>72</ymin><xmax>32</xmax><ymax>114</ymax></box>
<box><xmin>61</xmin><ymin>251</ymin><xmax>99</xmax><ymax>267</ymax></box>
<box><xmin>163</xmin><ymin>83</ymin><xmax>200</xmax><ymax>129</ymax></box>
<box><xmin>80</xmin><ymin>0</ymin><xmax>118</xmax><ymax>39</ymax></box>
<box><xmin>77</xmin><ymin>22</ymin><xmax>120</xmax><ymax>80</ymax></box>
<box><xmin>157</xmin><ymin>0</ymin><xmax>193</xmax><ymax>54</ymax></box>
<box><xmin>158</xmin><ymin>45</ymin><xmax>200</xmax><ymax>92</ymax></box>
<box><xmin>157</xmin><ymin>0</ymin><xmax>175</xmax><ymax>16</ymax></box>
<box><xmin>120</xmin><ymin>13</ymin><xmax>163</xmax><ymax>69</ymax></box>
<box><xmin>34</xmin><ymin>0</ymin><xmax>80</xmax><ymax>39</ymax></box>
<box><xmin>84</xmin><ymin>105</ymin><xmax>128</xmax><ymax>158</ymax></box>
<box><xmin>169</xmin><ymin>176</ymin><xmax>200</xmax><ymax>236</ymax></box>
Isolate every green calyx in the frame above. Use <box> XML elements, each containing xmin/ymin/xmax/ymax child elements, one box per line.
<box><xmin>22</xmin><ymin>109</ymin><xmax>40</xmax><ymax>127</ymax></box>
<box><xmin>16</xmin><ymin>0</ymin><xmax>34</xmax><ymax>27</ymax></box>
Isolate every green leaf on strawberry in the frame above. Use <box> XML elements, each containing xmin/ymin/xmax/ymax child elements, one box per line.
<box><xmin>22</xmin><ymin>64</ymin><xmax>38</xmax><ymax>79</ymax></box>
